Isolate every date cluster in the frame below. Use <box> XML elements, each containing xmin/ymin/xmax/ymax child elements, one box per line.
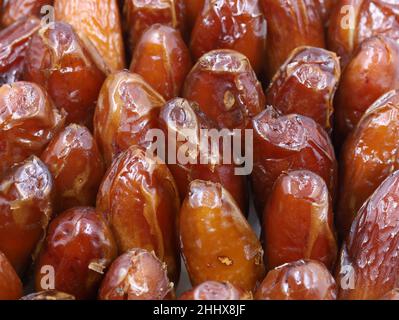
<box><xmin>1</xmin><ymin>0</ymin><xmax>399</xmax><ymax>301</ymax></box>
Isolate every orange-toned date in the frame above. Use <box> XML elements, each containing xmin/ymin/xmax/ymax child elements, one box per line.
<box><xmin>183</xmin><ymin>49</ymin><xmax>265</xmax><ymax>131</ymax></box>
<box><xmin>0</xmin><ymin>251</ymin><xmax>23</xmax><ymax>300</ymax></box>
<box><xmin>185</xmin><ymin>0</ymin><xmax>204</xmax><ymax>32</ymax></box>
<box><xmin>1</xmin><ymin>0</ymin><xmax>53</xmax><ymax>27</ymax></box>
<box><xmin>263</xmin><ymin>170</ymin><xmax>337</xmax><ymax>270</ymax></box>
<box><xmin>179</xmin><ymin>281</ymin><xmax>251</xmax><ymax>300</ymax></box>
<box><xmin>251</xmin><ymin>106</ymin><xmax>337</xmax><ymax>214</ymax></box>
<box><xmin>255</xmin><ymin>260</ymin><xmax>337</xmax><ymax>300</ymax></box>
<box><xmin>0</xmin><ymin>156</ymin><xmax>54</xmax><ymax>274</ymax></box>
<box><xmin>266</xmin><ymin>46</ymin><xmax>340</xmax><ymax>132</ymax></box>
<box><xmin>0</xmin><ymin>81</ymin><xmax>65</xmax><ymax>179</ymax></box>
<box><xmin>21</xmin><ymin>291</ymin><xmax>75</xmax><ymax>300</ymax></box>
<box><xmin>96</xmin><ymin>146</ymin><xmax>180</xmax><ymax>283</ymax></box>
<box><xmin>180</xmin><ymin>180</ymin><xmax>265</xmax><ymax>292</ymax></box>
<box><xmin>94</xmin><ymin>71</ymin><xmax>165</xmax><ymax>167</ymax></box>
<box><xmin>41</xmin><ymin>124</ymin><xmax>105</xmax><ymax>214</ymax></box>
<box><xmin>380</xmin><ymin>289</ymin><xmax>399</xmax><ymax>300</ymax></box>
<box><xmin>190</xmin><ymin>0</ymin><xmax>267</xmax><ymax>75</ymax></box>
<box><xmin>130</xmin><ymin>24</ymin><xmax>192</xmax><ymax>100</ymax></box>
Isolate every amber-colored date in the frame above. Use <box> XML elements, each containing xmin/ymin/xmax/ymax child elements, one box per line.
<box><xmin>180</xmin><ymin>180</ymin><xmax>265</xmax><ymax>292</ymax></box>
<box><xmin>179</xmin><ymin>281</ymin><xmax>251</xmax><ymax>300</ymax></box>
<box><xmin>328</xmin><ymin>0</ymin><xmax>399</xmax><ymax>67</ymax></box>
<box><xmin>20</xmin><ymin>291</ymin><xmax>75</xmax><ymax>300</ymax></box>
<box><xmin>158</xmin><ymin>98</ymin><xmax>247</xmax><ymax>214</ymax></box>
<box><xmin>35</xmin><ymin>207</ymin><xmax>117</xmax><ymax>300</ymax></box>
<box><xmin>380</xmin><ymin>289</ymin><xmax>399</xmax><ymax>300</ymax></box>
<box><xmin>94</xmin><ymin>71</ymin><xmax>165</xmax><ymax>167</ymax></box>
<box><xmin>0</xmin><ymin>81</ymin><xmax>65</xmax><ymax>178</ymax></box>
<box><xmin>183</xmin><ymin>49</ymin><xmax>265</xmax><ymax>131</ymax></box>
<box><xmin>266</xmin><ymin>46</ymin><xmax>340</xmax><ymax>132</ymax></box>
<box><xmin>190</xmin><ymin>0</ymin><xmax>267</xmax><ymax>75</ymax></box>
<box><xmin>41</xmin><ymin>124</ymin><xmax>105</xmax><ymax>214</ymax></box>
<box><xmin>0</xmin><ymin>156</ymin><xmax>54</xmax><ymax>274</ymax></box>
<box><xmin>255</xmin><ymin>260</ymin><xmax>337</xmax><ymax>300</ymax></box>
<box><xmin>261</xmin><ymin>0</ymin><xmax>325</xmax><ymax>80</ymax></box>
<box><xmin>334</xmin><ymin>36</ymin><xmax>399</xmax><ymax>142</ymax></box>
<box><xmin>99</xmin><ymin>248</ymin><xmax>173</xmax><ymax>300</ymax></box>
<box><xmin>0</xmin><ymin>251</ymin><xmax>23</xmax><ymax>300</ymax></box>
<box><xmin>130</xmin><ymin>24</ymin><xmax>192</xmax><ymax>100</ymax></box>
<box><xmin>0</xmin><ymin>17</ymin><xmax>40</xmax><ymax>85</ymax></box>
<box><xmin>315</xmin><ymin>0</ymin><xmax>337</xmax><ymax>24</ymax></box>
<box><xmin>263</xmin><ymin>170</ymin><xmax>337</xmax><ymax>271</ymax></box>
<box><xmin>123</xmin><ymin>0</ymin><xmax>186</xmax><ymax>53</ymax></box>
<box><xmin>337</xmin><ymin>90</ymin><xmax>399</xmax><ymax>239</ymax></box>
<box><xmin>337</xmin><ymin>171</ymin><xmax>399</xmax><ymax>300</ymax></box>
<box><xmin>54</xmin><ymin>0</ymin><xmax>125</xmax><ymax>73</ymax></box>
<box><xmin>251</xmin><ymin>106</ymin><xmax>337</xmax><ymax>214</ymax></box>
<box><xmin>24</xmin><ymin>22</ymin><xmax>106</xmax><ymax>127</ymax></box>
<box><xmin>96</xmin><ymin>146</ymin><xmax>180</xmax><ymax>283</ymax></box>
<box><xmin>1</xmin><ymin>0</ymin><xmax>53</xmax><ymax>27</ymax></box>
<box><xmin>185</xmin><ymin>0</ymin><xmax>204</xmax><ymax>32</ymax></box>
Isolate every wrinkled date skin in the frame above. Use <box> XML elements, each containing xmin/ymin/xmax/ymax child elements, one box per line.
<box><xmin>41</xmin><ymin>124</ymin><xmax>105</xmax><ymax>214</ymax></box>
<box><xmin>186</xmin><ymin>0</ymin><xmax>204</xmax><ymax>32</ymax></box>
<box><xmin>251</xmin><ymin>106</ymin><xmax>338</xmax><ymax>215</ymax></box>
<box><xmin>263</xmin><ymin>170</ymin><xmax>337</xmax><ymax>271</ymax></box>
<box><xmin>183</xmin><ymin>49</ymin><xmax>265</xmax><ymax>131</ymax></box>
<box><xmin>337</xmin><ymin>90</ymin><xmax>399</xmax><ymax>239</ymax></box>
<box><xmin>261</xmin><ymin>0</ymin><xmax>325</xmax><ymax>80</ymax></box>
<box><xmin>328</xmin><ymin>0</ymin><xmax>399</xmax><ymax>68</ymax></box>
<box><xmin>334</xmin><ymin>36</ymin><xmax>399</xmax><ymax>142</ymax></box>
<box><xmin>1</xmin><ymin>0</ymin><xmax>53</xmax><ymax>27</ymax></box>
<box><xmin>99</xmin><ymin>248</ymin><xmax>173</xmax><ymax>300</ymax></box>
<box><xmin>315</xmin><ymin>0</ymin><xmax>337</xmax><ymax>24</ymax></box>
<box><xmin>24</xmin><ymin>22</ymin><xmax>106</xmax><ymax>127</ymax></box>
<box><xmin>0</xmin><ymin>17</ymin><xmax>40</xmax><ymax>85</ymax></box>
<box><xmin>54</xmin><ymin>0</ymin><xmax>126</xmax><ymax>73</ymax></box>
<box><xmin>255</xmin><ymin>260</ymin><xmax>337</xmax><ymax>300</ymax></box>
<box><xmin>179</xmin><ymin>281</ymin><xmax>251</xmax><ymax>300</ymax></box>
<box><xmin>123</xmin><ymin>0</ymin><xmax>186</xmax><ymax>53</ymax></box>
<box><xmin>35</xmin><ymin>207</ymin><xmax>117</xmax><ymax>300</ymax></box>
<box><xmin>0</xmin><ymin>156</ymin><xmax>54</xmax><ymax>274</ymax></box>
<box><xmin>0</xmin><ymin>81</ymin><xmax>65</xmax><ymax>178</ymax></box>
<box><xmin>130</xmin><ymin>24</ymin><xmax>192</xmax><ymax>100</ymax></box>
<box><xmin>337</xmin><ymin>171</ymin><xmax>399</xmax><ymax>300</ymax></box>
<box><xmin>266</xmin><ymin>46</ymin><xmax>341</xmax><ymax>132</ymax></box>
<box><xmin>190</xmin><ymin>0</ymin><xmax>267</xmax><ymax>75</ymax></box>
<box><xmin>180</xmin><ymin>180</ymin><xmax>265</xmax><ymax>292</ymax></box>
<box><xmin>158</xmin><ymin>98</ymin><xmax>247</xmax><ymax>214</ymax></box>
<box><xmin>96</xmin><ymin>146</ymin><xmax>181</xmax><ymax>283</ymax></box>
<box><xmin>94</xmin><ymin>71</ymin><xmax>165</xmax><ymax>167</ymax></box>
<box><xmin>21</xmin><ymin>291</ymin><xmax>76</xmax><ymax>300</ymax></box>
<box><xmin>0</xmin><ymin>251</ymin><xmax>23</xmax><ymax>300</ymax></box>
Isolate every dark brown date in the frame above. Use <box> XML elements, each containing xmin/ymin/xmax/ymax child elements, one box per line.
<box><xmin>0</xmin><ymin>251</ymin><xmax>23</xmax><ymax>300</ymax></box>
<box><xmin>41</xmin><ymin>124</ymin><xmax>105</xmax><ymax>214</ymax></box>
<box><xmin>20</xmin><ymin>291</ymin><xmax>75</xmax><ymax>300</ymax></box>
<box><xmin>24</xmin><ymin>21</ymin><xmax>106</xmax><ymax>127</ymax></box>
<box><xmin>0</xmin><ymin>156</ymin><xmax>54</xmax><ymax>274</ymax></box>
<box><xmin>179</xmin><ymin>281</ymin><xmax>251</xmax><ymax>300</ymax></box>
<box><xmin>35</xmin><ymin>207</ymin><xmax>117</xmax><ymax>300</ymax></box>
<box><xmin>99</xmin><ymin>248</ymin><xmax>173</xmax><ymax>300</ymax></box>
<box><xmin>1</xmin><ymin>0</ymin><xmax>53</xmax><ymax>27</ymax></box>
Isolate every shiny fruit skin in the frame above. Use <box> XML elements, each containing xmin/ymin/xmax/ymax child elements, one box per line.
<box><xmin>261</xmin><ymin>0</ymin><xmax>325</xmax><ymax>80</ymax></box>
<box><xmin>35</xmin><ymin>207</ymin><xmax>117</xmax><ymax>300</ymax></box>
<box><xmin>130</xmin><ymin>24</ymin><xmax>192</xmax><ymax>100</ymax></box>
<box><xmin>96</xmin><ymin>146</ymin><xmax>180</xmax><ymax>283</ymax></box>
<box><xmin>337</xmin><ymin>170</ymin><xmax>399</xmax><ymax>300</ymax></box>
<box><xmin>158</xmin><ymin>98</ymin><xmax>247</xmax><ymax>214</ymax></box>
<box><xmin>24</xmin><ymin>22</ymin><xmax>106</xmax><ymax>127</ymax></box>
<box><xmin>185</xmin><ymin>0</ymin><xmax>204</xmax><ymax>32</ymax></box>
<box><xmin>0</xmin><ymin>81</ymin><xmax>65</xmax><ymax>178</ymax></box>
<box><xmin>315</xmin><ymin>0</ymin><xmax>337</xmax><ymax>24</ymax></box>
<box><xmin>334</xmin><ymin>35</ymin><xmax>399</xmax><ymax>142</ymax></box>
<box><xmin>1</xmin><ymin>0</ymin><xmax>53</xmax><ymax>27</ymax></box>
<box><xmin>190</xmin><ymin>0</ymin><xmax>267</xmax><ymax>75</ymax></box>
<box><xmin>0</xmin><ymin>251</ymin><xmax>23</xmax><ymax>300</ymax></box>
<box><xmin>266</xmin><ymin>46</ymin><xmax>341</xmax><ymax>132</ymax></box>
<box><xmin>99</xmin><ymin>248</ymin><xmax>173</xmax><ymax>300</ymax></box>
<box><xmin>54</xmin><ymin>0</ymin><xmax>125</xmax><ymax>73</ymax></box>
<box><xmin>183</xmin><ymin>49</ymin><xmax>265</xmax><ymax>131</ymax></box>
<box><xmin>20</xmin><ymin>291</ymin><xmax>76</xmax><ymax>300</ymax></box>
<box><xmin>0</xmin><ymin>17</ymin><xmax>40</xmax><ymax>85</ymax></box>
<box><xmin>179</xmin><ymin>281</ymin><xmax>251</xmax><ymax>300</ymax></box>
<box><xmin>255</xmin><ymin>260</ymin><xmax>337</xmax><ymax>300</ymax></box>
<box><xmin>0</xmin><ymin>156</ymin><xmax>54</xmax><ymax>274</ymax></box>
<box><xmin>180</xmin><ymin>180</ymin><xmax>265</xmax><ymax>292</ymax></box>
<box><xmin>94</xmin><ymin>71</ymin><xmax>165</xmax><ymax>167</ymax></box>
<box><xmin>337</xmin><ymin>90</ymin><xmax>399</xmax><ymax>239</ymax></box>
<box><xmin>41</xmin><ymin>124</ymin><xmax>105</xmax><ymax>214</ymax></box>
<box><xmin>251</xmin><ymin>106</ymin><xmax>337</xmax><ymax>215</ymax></box>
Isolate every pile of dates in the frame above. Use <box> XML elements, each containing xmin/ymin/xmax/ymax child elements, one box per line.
<box><xmin>1</xmin><ymin>0</ymin><xmax>399</xmax><ymax>301</ymax></box>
